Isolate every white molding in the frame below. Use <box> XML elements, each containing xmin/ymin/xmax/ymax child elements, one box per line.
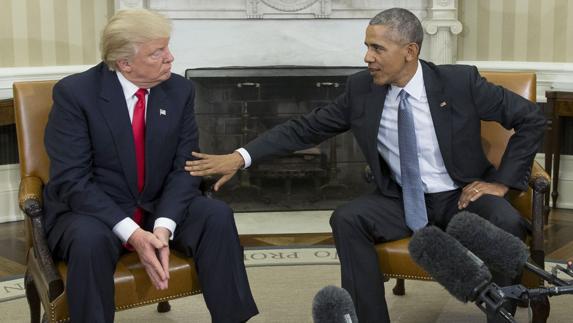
<box><xmin>422</xmin><ymin>0</ymin><xmax>462</xmax><ymax>65</ymax></box>
<box><xmin>116</xmin><ymin>0</ymin><xmax>425</xmax><ymax>20</ymax></box>
<box><xmin>457</xmin><ymin>61</ymin><xmax>573</xmax><ymax>103</ymax></box>
<box><xmin>536</xmin><ymin>153</ymin><xmax>573</xmax><ymax>209</ymax></box>
<box><xmin>0</xmin><ymin>65</ymin><xmax>92</xmax><ymax>99</ymax></box>
<box><xmin>0</xmin><ymin>164</ymin><xmax>23</xmax><ymax>223</ymax></box>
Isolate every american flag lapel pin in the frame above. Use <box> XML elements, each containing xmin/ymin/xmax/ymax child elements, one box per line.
<box><xmin>159</xmin><ymin>108</ymin><xmax>167</xmax><ymax>116</ymax></box>
<box><xmin>440</xmin><ymin>101</ymin><xmax>447</xmax><ymax>108</ymax></box>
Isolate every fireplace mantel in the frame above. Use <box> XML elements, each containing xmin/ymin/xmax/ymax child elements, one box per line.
<box><xmin>115</xmin><ymin>0</ymin><xmax>461</xmax><ymax>73</ymax></box>
<box><xmin>116</xmin><ymin>0</ymin><xmax>411</xmax><ymax>19</ymax></box>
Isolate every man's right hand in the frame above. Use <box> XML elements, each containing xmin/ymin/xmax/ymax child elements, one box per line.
<box><xmin>184</xmin><ymin>151</ymin><xmax>245</xmax><ymax>191</ymax></box>
<box><xmin>128</xmin><ymin>228</ymin><xmax>169</xmax><ymax>290</ymax></box>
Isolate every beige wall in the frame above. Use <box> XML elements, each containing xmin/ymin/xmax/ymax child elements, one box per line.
<box><xmin>458</xmin><ymin>0</ymin><xmax>573</xmax><ymax>62</ymax></box>
<box><xmin>0</xmin><ymin>0</ymin><xmax>113</xmax><ymax>67</ymax></box>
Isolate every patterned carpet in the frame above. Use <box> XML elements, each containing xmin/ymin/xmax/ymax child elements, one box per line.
<box><xmin>1</xmin><ymin>257</ymin><xmax>572</xmax><ymax>322</ymax></box>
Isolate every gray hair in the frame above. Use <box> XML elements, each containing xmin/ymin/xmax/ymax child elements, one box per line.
<box><xmin>100</xmin><ymin>9</ymin><xmax>172</xmax><ymax>71</ymax></box>
<box><xmin>369</xmin><ymin>8</ymin><xmax>423</xmax><ymax>49</ymax></box>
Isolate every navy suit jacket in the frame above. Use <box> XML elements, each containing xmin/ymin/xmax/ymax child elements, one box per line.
<box><xmin>244</xmin><ymin>60</ymin><xmax>546</xmax><ymax>197</ymax></box>
<box><xmin>43</xmin><ymin>63</ymin><xmax>202</xmax><ymax>245</ymax></box>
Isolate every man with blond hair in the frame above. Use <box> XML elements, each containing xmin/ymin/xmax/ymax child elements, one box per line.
<box><xmin>43</xmin><ymin>9</ymin><xmax>258</xmax><ymax>322</ymax></box>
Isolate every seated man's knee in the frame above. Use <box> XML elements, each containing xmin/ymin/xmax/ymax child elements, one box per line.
<box><xmin>330</xmin><ymin>204</ymin><xmax>360</xmax><ymax>231</ymax></box>
<box><xmin>472</xmin><ymin>196</ymin><xmax>525</xmax><ymax>239</ymax></box>
<box><xmin>66</xmin><ymin>219</ymin><xmax>120</xmax><ymax>261</ymax></box>
<box><xmin>202</xmin><ymin>199</ymin><xmax>235</xmax><ymax>229</ymax></box>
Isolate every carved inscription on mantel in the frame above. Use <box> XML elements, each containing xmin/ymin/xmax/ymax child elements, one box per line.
<box><xmin>116</xmin><ymin>0</ymin><xmax>425</xmax><ymax>19</ymax></box>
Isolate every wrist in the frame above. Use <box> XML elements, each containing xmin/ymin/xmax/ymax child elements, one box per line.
<box><xmin>232</xmin><ymin>151</ymin><xmax>246</xmax><ymax>169</ymax></box>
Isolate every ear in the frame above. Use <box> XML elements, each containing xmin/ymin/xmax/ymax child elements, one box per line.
<box><xmin>116</xmin><ymin>58</ymin><xmax>132</xmax><ymax>73</ymax></box>
<box><xmin>405</xmin><ymin>43</ymin><xmax>420</xmax><ymax>62</ymax></box>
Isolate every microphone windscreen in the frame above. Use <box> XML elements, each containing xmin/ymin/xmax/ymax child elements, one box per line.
<box><xmin>312</xmin><ymin>285</ymin><xmax>358</xmax><ymax>323</ymax></box>
<box><xmin>446</xmin><ymin>211</ymin><xmax>529</xmax><ymax>280</ymax></box>
<box><xmin>409</xmin><ymin>226</ymin><xmax>492</xmax><ymax>302</ymax></box>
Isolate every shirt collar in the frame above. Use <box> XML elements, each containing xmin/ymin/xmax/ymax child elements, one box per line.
<box><xmin>116</xmin><ymin>71</ymin><xmax>149</xmax><ymax>101</ymax></box>
<box><xmin>389</xmin><ymin>60</ymin><xmax>424</xmax><ymax>101</ymax></box>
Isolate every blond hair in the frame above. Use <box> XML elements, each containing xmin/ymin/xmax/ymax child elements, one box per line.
<box><xmin>100</xmin><ymin>9</ymin><xmax>172</xmax><ymax>71</ymax></box>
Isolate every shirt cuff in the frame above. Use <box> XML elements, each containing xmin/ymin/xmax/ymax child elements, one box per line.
<box><xmin>112</xmin><ymin>217</ymin><xmax>140</xmax><ymax>243</ymax></box>
<box><xmin>154</xmin><ymin>217</ymin><xmax>176</xmax><ymax>240</ymax></box>
<box><xmin>235</xmin><ymin>148</ymin><xmax>251</xmax><ymax>169</ymax></box>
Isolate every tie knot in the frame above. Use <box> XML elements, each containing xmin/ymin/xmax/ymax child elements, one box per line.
<box><xmin>399</xmin><ymin>89</ymin><xmax>409</xmax><ymax>101</ymax></box>
<box><xmin>135</xmin><ymin>88</ymin><xmax>147</xmax><ymax>100</ymax></box>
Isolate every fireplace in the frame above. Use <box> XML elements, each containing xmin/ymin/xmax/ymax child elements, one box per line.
<box><xmin>187</xmin><ymin>66</ymin><xmax>374</xmax><ymax>211</ymax></box>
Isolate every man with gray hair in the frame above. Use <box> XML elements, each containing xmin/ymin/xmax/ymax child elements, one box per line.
<box><xmin>185</xmin><ymin>7</ymin><xmax>544</xmax><ymax>323</ymax></box>
<box><xmin>43</xmin><ymin>8</ymin><xmax>258</xmax><ymax>322</ymax></box>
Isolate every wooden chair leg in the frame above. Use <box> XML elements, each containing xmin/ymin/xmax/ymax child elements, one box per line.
<box><xmin>157</xmin><ymin>301</ymin><xmax>171</xmax><ymax>313</ymax></box>
<box><xmin>25</xmin><ymin>271</ymin><xmax>41</xmax><ymax>323</ymax></box>
<box><xmin>530</xmin><ymin>296</ymin><xmax>550</xmax><ymax>323</ymax></box>
<box><xmin>392</xmin><ymin>278</ymin><xmax>405</xmax><ymax>296</ymax></box>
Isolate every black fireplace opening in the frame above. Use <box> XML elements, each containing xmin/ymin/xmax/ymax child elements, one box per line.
<box><xmin>186</xmin><ymin>66</ymin><xmax>374</xmax><ymax>212</ymax></box>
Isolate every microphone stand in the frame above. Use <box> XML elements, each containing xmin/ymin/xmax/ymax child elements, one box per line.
<box><xmin>476</xmin><ymin>261</ymin><xmax>573</xmax><ymax>323</ymax></box>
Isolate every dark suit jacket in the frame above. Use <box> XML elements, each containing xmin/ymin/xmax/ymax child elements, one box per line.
<box><xmin>43</xmin><ymin>62</ymin><xmax>202</xmax><ymax>245</ymax></box>
<box><xmin>244</xmin><ymin>60</ymin><xmax>546</xmax><ymax>197</ymax></box>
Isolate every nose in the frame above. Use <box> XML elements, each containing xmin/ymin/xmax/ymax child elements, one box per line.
<box><xmin>164</xmin><ymin>48</ymin><xmax>174</xmax><ymax>63</ymax></box>
<box><xmin>364</xmin><ymin>49</ymin><xmax>374</xmax><ymax>64</ymax></box>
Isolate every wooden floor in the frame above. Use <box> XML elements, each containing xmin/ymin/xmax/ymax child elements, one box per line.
<box><xmin>1</xmin><ymin>208</ymin><xmax>572</xmax><ymax>280</ymax></box>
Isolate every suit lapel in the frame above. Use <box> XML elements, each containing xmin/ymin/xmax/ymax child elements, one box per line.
<box><xmin>421</xmin><ymin>61</ymin><xmax>454</xmax><ymax>170</ymax></box>
<box><xmin>98</xmin><ymin>69</ymin><xmax>139</xmax><ymax>198</ymax></box>
<box><xmin>143</xmin><ymin>85</ymin><xmax>169</xmax><ymax>195</ymax></box>
<box><xmin>364</xmin><ymin>83</ymin><xmax>388</xmax><ymax>189</ymax></box>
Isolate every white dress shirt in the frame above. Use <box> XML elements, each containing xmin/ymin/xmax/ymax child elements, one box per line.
<box><xmin>377</xmin><ymin>60</ymin><xmax>457</xmax><ymax>193</ymax></box>
<box><xmin>112</xmin><ymin>72</ymin><xmax>176</xmax><ymax>243</ymax></box>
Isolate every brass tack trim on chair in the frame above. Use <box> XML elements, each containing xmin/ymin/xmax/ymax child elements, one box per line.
<box><xmin>18</xmin><ymin>195</ymin><xmax>40</xmax><ymax>206</ymax></box>
<box><xmin>49</xmin><ymin>290</ymin><xmax>203</xmax><ymax>322</ymax></box>
<box><xmin>384</xmin><ymin>274</ymin><xmax>434</xmax><ymax>281</ymax></box>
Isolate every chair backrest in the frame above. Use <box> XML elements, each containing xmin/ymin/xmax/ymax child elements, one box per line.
<box><xmin>479</xmin><ymin>72</ymin><xmax>536</xmax><ymax>168</ymax></box>
<box><xmin>13</xmin><ymin>80</ymin><xmax>57</xmax><ymax>185</ymax></box>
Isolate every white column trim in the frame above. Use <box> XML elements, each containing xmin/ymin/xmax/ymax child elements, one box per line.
<box><xmin>422</xmin><ymin>0</ymin><xmax>462</xmax><ymax>65</ymax></box>
<box><xmin>0</xmin><ymin>65</ymin><xmax>92</xmax><ymax>99</ymax></box>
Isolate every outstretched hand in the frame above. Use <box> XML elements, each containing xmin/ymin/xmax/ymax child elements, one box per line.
<box><xmin>458</xmin><ymin>181</ymin><xmax>509</xmax><ymax>210</ymax></box>
<box><xmin>185</xmin><ymin>151</ymin><xmax>245</xmax><ymax>191</ymax></box>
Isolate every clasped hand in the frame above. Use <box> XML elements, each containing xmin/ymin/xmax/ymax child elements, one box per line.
<box><xmin>458</xmin><ymin>181</ymin><xmax>509</xmax><ymax>210</ymax></box>
<box><xmin>184</xmin><ymin>151</ymin><xmax>245</xmax><ymax>191</ymax></box>
<box><xmin>127</xmin><ymin>227</ymin><xmax>171</xmax><ymax>290</ymax></box>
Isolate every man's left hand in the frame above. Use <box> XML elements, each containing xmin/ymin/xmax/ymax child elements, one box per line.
<box><xmin>458</xmin><ymin>181</ymin><xmax>509</xmax><ymax>210</ymax></box>
<box><xmin>153</xmin><ymin>227</ymin><xmax>171</xmax><ymax>283</ymax></box>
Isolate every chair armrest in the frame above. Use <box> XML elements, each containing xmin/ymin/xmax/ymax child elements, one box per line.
<box><xmin>529</xmin><ymin>160</ymin><xmax>550</xmax><ymax>187</ymax></box>
<box><xmin>19</xmin><ymin>176</ymin><xmax>65</xmax><ymax>301</ymax></box>
<box><xmin>527</xmin><ymin>161</ymin><xmax>550</xmax><ymax>268</ymax></box>
<box><xmin>18</xmin><ymin>176</ymin><xmax>43</xmax><ymax>211</ymax></box>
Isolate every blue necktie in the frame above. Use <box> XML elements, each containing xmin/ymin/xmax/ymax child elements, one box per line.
<box><xmin>397</xmin><ymin>90</ymin><xmax>428</xmax><ymax>231</ymax></box>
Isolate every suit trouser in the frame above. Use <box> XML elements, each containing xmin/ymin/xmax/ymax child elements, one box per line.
<box><xmin>49</xmin><ymin>196</ymin><xmax>258</xmax><ymax>323</ymax></box>
<box><xmin>329</xmin><ymin>188</ymin><xmax>528</xmax><ymax>323</ymax></box>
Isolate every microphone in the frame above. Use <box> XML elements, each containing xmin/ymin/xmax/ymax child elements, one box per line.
<box><xmin>445</xmin><ymin>211</ymin><xmax>528</xmax><ymax>281</ymax></box>
<box><xmin>312</xmin><ymin>285</ymin><xmax>358</xmax><ymax>323</ymax></box>
<box><xmin>447</xmin><ymin>211</ymin><xmax>571</xmax><ymax>287</ymax></box>
<box><xmin>409</xmin><ymin>226</ymin><xmax>516</xmax><ymax>322</ymax></box>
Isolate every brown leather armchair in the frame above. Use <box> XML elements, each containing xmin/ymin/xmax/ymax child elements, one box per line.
<box><xmin>14</xmin><ymin>80</ymin><xmax>203</xmax><ymax>323</ymax></box>
<box><xmin>373</xmin><ymin>72</ymin><xmax>551</xmax><ymax>320</ymax></box>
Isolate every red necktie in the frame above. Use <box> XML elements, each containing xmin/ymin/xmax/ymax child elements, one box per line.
<box><xmin>132</xmin><ymin>88</ymin><xmax>147</xmax><ymax>225</ymax></box>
